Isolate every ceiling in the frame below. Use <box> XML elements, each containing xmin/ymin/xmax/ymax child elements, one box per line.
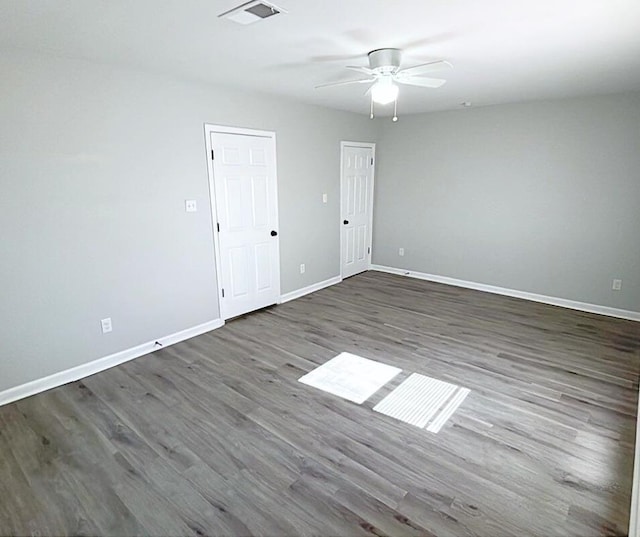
<box><xmin>2</xmin><ymin>0</ymin><xmax>640</xmax><ymax>116</ymax></box>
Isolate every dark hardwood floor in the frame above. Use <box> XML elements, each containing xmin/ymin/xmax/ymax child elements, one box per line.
<box><xmin>1</xmin><ymin>271</ymin><xmax>639</xmax><ymax>536</ymax></box>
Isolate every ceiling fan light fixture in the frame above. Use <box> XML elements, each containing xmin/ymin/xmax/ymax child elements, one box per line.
<box><xmin>371</xmin><ymin>79</ymin><xmax>399</xmax><ymax>105</ymax></box>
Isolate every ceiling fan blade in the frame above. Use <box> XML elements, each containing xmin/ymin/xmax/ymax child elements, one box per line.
<box><xmin>397</xmin><ymin>60</ymin><xmax>452</xmax><ymax>76</ymax></box>
<box><xmin>315</xmin><ymin>78</ymin><xmax>375</xmax><ymax>89</ymax></box>
<box><xmin>346</xmin><ymin>65</ymin><xmax>375</xmax><ymax>75</ymax></box>
<box><xmin>395</xmin><ymin>76</ymin><xmax>447</xmax><ymax>88</ymax></box>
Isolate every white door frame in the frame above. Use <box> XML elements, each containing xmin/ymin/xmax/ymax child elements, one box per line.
<box><xmin>340</xmin><ymin>141</ymin><xmax>376</xmax><ymax>279</ymax></box>
<box><xmin>204</xmin><ymin>124</ymin><xmax>282</xmax><ymax>319</ymax></box>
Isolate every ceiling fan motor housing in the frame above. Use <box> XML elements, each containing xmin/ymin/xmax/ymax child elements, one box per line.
<box><xmin>368</xmin><ymin>48</ymin><xmax>402</xmax><ymax>74</ymax></box>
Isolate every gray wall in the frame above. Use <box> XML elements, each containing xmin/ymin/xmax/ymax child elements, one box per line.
<box><xmin>373</xmin><ymin>93</ymin><xmax>640</xmax><ymax>312</ymax></box>
<box><xmin>0</xmin><ymin>50</ymin><xmax>374</xmax><ymax>392</ymax></box>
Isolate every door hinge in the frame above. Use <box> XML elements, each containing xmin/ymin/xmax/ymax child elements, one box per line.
<box><xmin>216</xmin><ymin>222</ymin><xmax>220</xmax><ymax>232</ymax></box>
<box><xmin>368</xmin><ymin>246</ymin><xmax>371</xmax><ymax>255</ymax></box>
<box><xmin>221</xmin><ymin>288</ymin><xmax>225</xmax><ymax>298</ymax></box>
<box><xmin>211</xmin><ymin>149</ymin><xmax>215</xmax><ymax>160</ymax></box>
<box><xmin>371</xmin><ymin>157</ymin><xmax>374</xmax><ymax>165</ymax></box>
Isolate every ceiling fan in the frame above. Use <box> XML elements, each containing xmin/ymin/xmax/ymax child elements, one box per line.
<box><xmin>316</xmin><ymin>48</ymin><xmax>452</xmax><ymax>121</ymax></box>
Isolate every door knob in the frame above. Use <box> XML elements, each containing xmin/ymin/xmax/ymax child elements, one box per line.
<box><xmin>270</xmin><ymin>230</ymin><xmax>278</xmax><ymax>236</ymax></box>
<box><xmin>343</xmin><ymin>220</ymin><xmax>349</xmax><ymax>225</ymax></box>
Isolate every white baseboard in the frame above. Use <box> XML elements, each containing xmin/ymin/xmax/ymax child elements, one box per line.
<box><xmin>280</xmin><ymin>276</ymin><xmax>342</xmax><ymax>303</ymax></box>
<box><xmin>0</xmin><ymin>318</ymin><xmax>224</xmax><ymax>408</ymax></box>
<box><xmin>370</xmin><ymin>264</ymin><xmax>640</xmax><ymax>322</ymax></box>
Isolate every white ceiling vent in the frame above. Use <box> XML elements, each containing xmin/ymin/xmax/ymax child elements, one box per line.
<box><xmin>219</xmin><ymin>1</ymin><xmax>286</xmax><ymax>25</ymax></box>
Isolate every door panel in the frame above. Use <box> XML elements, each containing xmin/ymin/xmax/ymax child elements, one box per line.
<box><xmin>357</xmin><ymin>225</ymin><xmax>367</xmax><ymax>261</ymax></box>
<box><xmin>341</xmin><ymin>144</ymin><xmax>374</xmax><ymax>278</ymax></box>
<box><xmin>345</xmin><ymin>227</ymin><xmax>355</xmax><ymax>264</ymax></box>
<box><xmin>222</xmin><ymin>147</ymin><xmax>241</xmax><ymax>165</ymax></box>
<box><xmin>250</xmin><ymin>148</ymin><xmax>267</xmax><ymax>165</ymax></box>
<box><xmin>229</xmin><ymin>247</ymin><xmax>249</xmax><ymax>298</ymax></box>
<box><xmin>254</xmin><ymin>242</ymin><xmax>272</xmax><ymax>292</ymax></box>
<box><xmin>358</xmin><ymin>175</ymin><xmax>368</xmax><ymax>212</ymax></box>
<box><xmin>225</xmin><ymin>177</ymin><xmax>245</xmax><ymax>230</ymax></box>
<box><xmin>346</xmin><ymin>176</ymin><xmax>356</xmax><ymax>216</ymax></box>
<box><xmin>251</xmin><ymin>176</ymin><xmax>269</xmax><ymax>227</ymax></box>
<box><xmin>211</xmin><ymin>132</ymin><xmax>280</xmax><ymax>319</ymax></box>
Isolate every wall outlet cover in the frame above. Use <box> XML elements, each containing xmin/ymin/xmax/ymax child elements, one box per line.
<box><xmin>185</xmin><ymin>200</ymin><xmax>197</xmax><ymax>212</ymax></box>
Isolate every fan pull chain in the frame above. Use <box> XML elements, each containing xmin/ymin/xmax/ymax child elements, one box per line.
<box><xmin>392</xmin><ymin>98</ymin><xmax>398</xmax><ymax>122</ymax></box>
<box><xmin>370</xmin><ymin>96</ymin><xmax>374</xmax><ymax>119</ymax></box>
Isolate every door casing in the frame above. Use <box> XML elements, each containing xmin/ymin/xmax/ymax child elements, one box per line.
<box><xmin>340</xmin><ymin>141</ymin><xmax>376</xmax><ymax>279</ymax></box>
<box><xmin>204</xmin><ymin>124</ymin><xmax>281</xmax><ymax>320</ymax></box>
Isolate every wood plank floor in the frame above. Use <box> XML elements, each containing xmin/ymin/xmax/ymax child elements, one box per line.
<box><xmin>1</xmin><ymin>271</ymin><xmax>639</xmax><ymax>536</ymax></box>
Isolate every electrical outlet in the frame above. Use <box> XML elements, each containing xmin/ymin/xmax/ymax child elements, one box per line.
<box><xmin>185</xmin><ymin>199</ymin><xmax>197</xmax><ymax>212</ymax></box>
<box><xmin>300</xmin><ymin>263</ymin><xmax>306</xmax><ymax>274</ymax></box>
<box><xmin>101</xmin><ymin>317</ymin><xmax>113</xmax><ymax>334</ymax></box>
<box><xmin>399</xmin><ymin>247</ymin><xmax>405</xmax><ymax>256</ymax></box>
<box><xmin>322</xmin><ymin>193</ymin><xmax>328</xmax><ymax>204</ymax></box>
<box><xmin>612</xmin><ymin>279</ymin><xmax>622</xmax><ymax>291</ymax></box>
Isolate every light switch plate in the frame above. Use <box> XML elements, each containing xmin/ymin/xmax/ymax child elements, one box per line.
<box><xmin>185</xmin><ymin>200</ymin><xmax>197</xmax><ymax>212</ymax></box>
<box><xmin>101</xmin><ymin>317</ymin><xmax>112</xmax><ymax>334</ymax></box>
<box><xmin>322</xmin><ymin>193</ymin><xmax>328</xmax><ymax>204</ymax></box>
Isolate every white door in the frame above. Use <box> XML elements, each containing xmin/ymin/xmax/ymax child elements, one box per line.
<box><xmin>210</xmin><ymin>131</ymin><xmax>280</xmax><ymax>320</ymax></box>
<box><xmin>341</xmin><ymin>143</ymin><xmax>375</xmax><ymax>278</ymax></box>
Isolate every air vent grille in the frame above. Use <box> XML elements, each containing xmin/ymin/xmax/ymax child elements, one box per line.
<box><xmin>246</xmin><ymin>3</ymin><xmax>279</xmax><ymax>18</ymax></box>
<box><xmin>220</xmin><ymin>1</ymin><xmax>285</xmax><ymax>25</ymax></box>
